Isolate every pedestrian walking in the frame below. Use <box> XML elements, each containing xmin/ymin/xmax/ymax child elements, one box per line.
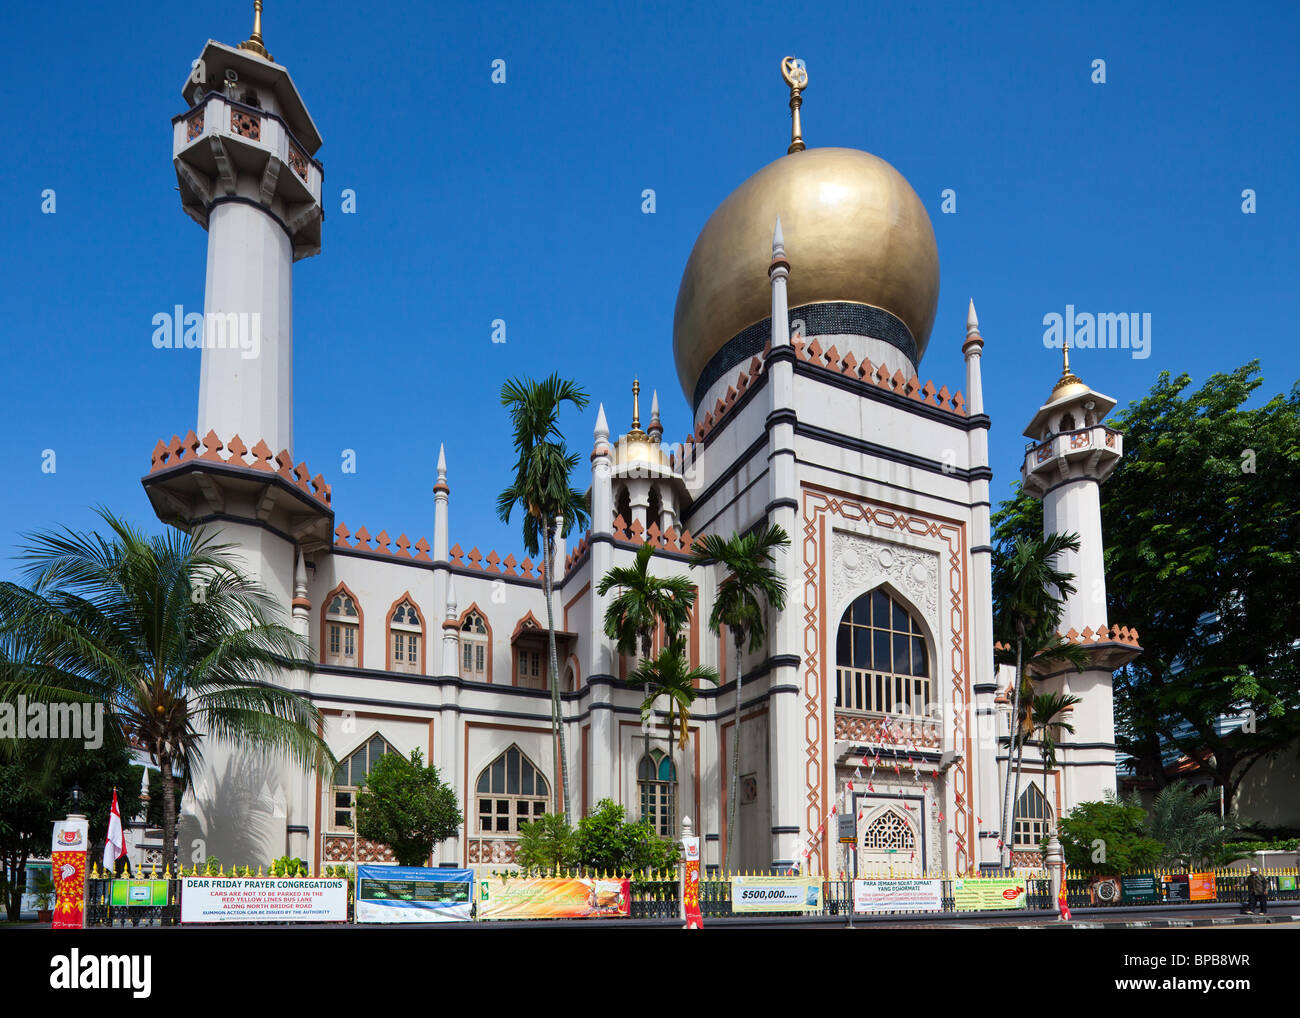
<box><xmin>1246</xmin><ymin>866</ymin><xmax>1269</xmax><ymax>915</ymax></box>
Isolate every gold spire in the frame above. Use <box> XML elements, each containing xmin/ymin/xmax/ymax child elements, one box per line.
<box><xmin>238</xmin><ymin>0</ymin><xmax>274</xmax><ymax>62</ymax></box>
<box><xmin>1051</xmin><ymin>338</ymin><xmax>1087</xmax><ymax>397</ymax></box>
<box><xmin>629</xmin><ymin>378</ymin><xmax>645</xmax><ymax>436</ymax></box>
<box><xmin>781</xmin><ymin>57</ymin><xmax>808</xmax><ymax>154</ymax></box>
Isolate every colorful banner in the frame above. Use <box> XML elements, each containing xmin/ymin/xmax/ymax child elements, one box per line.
<box><xmin>683</xmin><ymin>837</ymin><xmax>702</xmax><ymax>928</ymax></box>
<box><xmin>1163</xmin><ymin>874</ymin><xmax>1190</xmax><ymax>901</ymax></box>
<box><xmin>1121</xmin><ymin>873</ymin><xmax>1159</xmax><ymax>904</ymax></box>
<box><xmin>731</xmin><ymin>876</ymin><xmax>823</xmax><ymax>913</ymax></box>
<box><xmin>1278</xmin><ymin>875</ymin><xmax>1297</xmax><ymax>892</ymax></box>
<box><xmin>853</xmin><ymin>878</ymin><xmax>942</xmax><ymax>913</ymax></box>
<box><xmin>110</xmin><ymin>880</ymin><xmax>169</xmax><ymax>907</ymax></box>
<box><xmin>952</xmin><ymin>876</ymin><xmax>1028</xmax><ymax>911</ymax></box>
<box><xmin>478</xmin><ymin>876</ymin><xmax>631</xmax><ymax>920</ymax></box>
<box><xmin>180</xmin><ymin>878</ymin><xmax>349</xmax><ymax>923</ymax></box>
<box><xmin>356</xmin><ymin>866</ymin><xmax>473</xmax><ymax>923</ymax></box>
<box><xmin>1188</xmin><ymin>871</ymin><xmax>1216</xmax><ymax>901</ymax></box>
<box><xmin>51</xmin><ymin>817</ymin><xmax>88</xmax><ymax>929</ymax></box>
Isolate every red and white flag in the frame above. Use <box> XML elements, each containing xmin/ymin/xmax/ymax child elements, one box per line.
<box><xmin>103</xmin><ymin>788</ymin><xmax>125</xmax><ymax>873</ymax></box>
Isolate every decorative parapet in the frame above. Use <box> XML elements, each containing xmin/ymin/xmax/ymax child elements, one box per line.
<box><xmin>333</xmin><ymin>526</ymin><xmax>549</xmax><ymax>581</ymax></box>
<box><xmin>833</xmin><ymin>711</ymin><xmax>942</xmax><ymax>749</ymax></box>
<box><xmin>1059</xmin><ymin>624</ymin><xmax>1141</xmax><ymax>647</ymax></box>
<box><xmin>334</xmin><ymin>525</ymin><xmax>433</xmax><ymax>562</ymax></box>
<box><xmin>610</xmin><ymin>515</ymin><xmax>695</xmax><ymax>554</ymax></box>
<box><xmin>149</xmin><ymin>429</ymin><xmax>331</xmax><ymax>507</ymax></box>
<box><xmin>792</xmin><ymin>337</ymin><xmax>967</xmax><ymax>416</ymax></box>
<box><xmin>322</xmin><ymin>834</ymin><xmax>394</xmax><ymax>865</ymax></box>
<box><xmin>678</xmin><ymin>351</ymin><xmax>770</xmax><ymax>454</ymax></box>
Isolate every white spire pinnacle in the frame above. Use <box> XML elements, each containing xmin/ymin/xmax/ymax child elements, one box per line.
<box><xmin>436</xmin><ymin>442</ymin><xmax>447</xmax><ymax>480</ymax></box>
<box><xmin>966</xmin><ymin>299</ymin><xmax>980</xmax><ymax>336</ymax></box>
<box><xmin>772</xmin><ymin>215</ymin><xmax>786</xmax><ymax>258</ymax></box>
<box><xmin>650</xmin><ymin>389</ymin><xmax>660</xmax><ymax>417</ymax></box>
<box><xmin>594</xmin><ymin>402</ymin><xmax>609</xmax><ymax>441</ymax></box>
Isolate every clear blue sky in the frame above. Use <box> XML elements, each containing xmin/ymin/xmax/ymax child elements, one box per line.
<box><xmin>2</xmin><ymin>0</ymin><xmax>1296</xmax><ymax>577</ymax></box>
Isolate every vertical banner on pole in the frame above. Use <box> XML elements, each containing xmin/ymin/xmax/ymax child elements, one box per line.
<box><xmin>51</xmin><ymin>817</ymin><xmax>89</xmax><ymax>929</ymax></box>
<box><xmin>683</xmin><ymin>835</ymin><xmax>702</xmax><ymax>929</ymax></box>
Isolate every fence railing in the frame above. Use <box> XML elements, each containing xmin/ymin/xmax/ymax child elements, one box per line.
<box><xmin>78</xmin><ymin>864</ymin><xmax>1300</xmax><ymax>926</ymax></box>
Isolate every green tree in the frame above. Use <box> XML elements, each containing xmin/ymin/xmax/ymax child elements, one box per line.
<box><xmin>1028</xmin><ymin>690</ymin><xmax>1080</xmax><ymax>836</ymax></box>
<box><xmin>0</xmin><ymin>510</ymin><xmax>333</xmax><ymax>872</ymax></box>
<box><xmin>574</xmin><ymin>799</ymin><xmax>678</xmax><ymax>873</ymax></box>
<box><xmin>515</xmin><ymin>812</ymin><xmax>577</xmax><ymax>872</ymax></box>
<box><xmin>598</xmin><ymin>543</ymin><xmax>698</xmax><ymax>767</ymax></box>
<box><xmin>1144</xmin><ymin>780</ymin><xmax>1241</xmax><ymax>870</ymax></box>
<box><xmin>992</xmin><ymin>533</ymin><xmax>1089</xmax><ymax>864</ymax></box>
<box><xmin>1055</xmin><ymin>792</ymin><xmax>1163</xmax><ymax>875</ymax></box>
<box><xmin>994</xmin><ymin>363</ymin><xmax>1300</xmax><ymax>811</ymax></box>
<box><xmin>354</xmin><ymin>748</ymin><xmax>461</xmax><ymax>867</ymax></box>
<box><xmin>690</xmin><ymin>524</ymin><xmax>790</xmax><ymax>871</ymax></box>
<box><xmin>497</xmin><ymin>375</ymin><xmax>591</xmax><ymax>826</ymax></box>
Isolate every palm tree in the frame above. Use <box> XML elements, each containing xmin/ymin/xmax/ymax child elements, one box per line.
<box><xmin>689</xmin><ymin>523</ymin><xmax>790</xmax><ymax>871</ymax></box>
<box><xmin>0</xmin><ymin>509</ymin><xmax>333</xmax><ymax>871</ymax></box>
<box><xmin>629</xmin><ymin>639</ymin><xmax>718</xmax><ymax>832</ymax></box>
<box><xmin>497</xmin><ymin>375</ymin><xmax>591</xmax><ymax>826</ymax></box>
<box><xmin>992</xmin><ymin>532</ymin><xmax>1086</xmax><ymax>867</ymax></box>
<box><xmin>1028</xmin><ymin>690</ymin><xmax>1081</xmax><ymax>835</ymax></box>
<box><xmin>597</xmin><ymin>542</ymin><xmax>698</xmax><ymax>766</ymax></box>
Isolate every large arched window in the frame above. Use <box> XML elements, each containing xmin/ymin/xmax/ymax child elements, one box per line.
<box><xmin>324</xmin><ymin>588</ymin><xmax>361</xmax><ymax>667</ymax></box>
<box><xmin>388</xmin><ymin>597</ymin><xmax>423</xmax><ymax>674</ymax></box>
<box><xmin>638</xmin><ymin>749</ymin><xmax>676</xmax><ymax>837</ymax></box>
<box><xmin>1013</xmin><ymin>784</ymin><xmax>1052</xmax><ymax>848</ymax></box>
<box><xmin>460</xmin><ymin>609</ymin><xmax>489</xmax><ymax>682</ymax></box>
<box><xmin>835</xmin><ymin>588</ymin><xmax>930</xmax><ymax>717</ymax></box>
<box><xmin>475</xmin><ymin>745</ymin><xmax>549</xmax><ymax>834</ymax></box>
<box><xmin>331</xmin><ymin>734</ymin><xmax>395</xmax><ymax>831</ymax></box>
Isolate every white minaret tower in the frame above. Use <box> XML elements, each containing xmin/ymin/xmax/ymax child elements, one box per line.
<box><xmin>1021</xmin><ymin>344</ymin><xmax>1138</xmax><ymax>807</ymax></box>
<box><xmin>174</xmin><ymin>2</ymin><xmax>323</xmax><ymax>457</ymax></box>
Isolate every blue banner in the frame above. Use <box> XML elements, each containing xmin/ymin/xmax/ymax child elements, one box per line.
<box><xmin>355</xmin><ymin>865</ymin><xmax>474</xmax><ymax>923</ymax></box>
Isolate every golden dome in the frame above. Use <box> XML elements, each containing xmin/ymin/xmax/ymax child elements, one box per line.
<box><xmin>673</xmin><ymin>146</ymin><xmax>940</xmax><ymax>402</ymax></box>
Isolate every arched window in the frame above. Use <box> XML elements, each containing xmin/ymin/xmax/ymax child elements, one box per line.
<box><xmin>460</xmin><ymin>609</ymin><xmax>489</xmax><ymax>682</ymax></box>
<box><xmin>388</xmin><ymin>598</ymin><xmax>423</xmax><ymax>674</ymax></box>
<box><xmin>647</xmin><ymin>485</ymin><xmax>663</xmax><ymax>531</ymax></box>
<box><xmin>615</xmin><ymin>486</ymin><xmax>632</xmax><ymax>530</ymax></box>
<box><xmin>331</xmin><ymin>733</ymin><xmax>395</xmax><ymax>831</ymax></box>
<box><xmin>862</xmin><ymin>808</ymin><xmax>917</xmax><ymax>850</ymax></box>
<box><xmin>835</xmin><ymin>588</ymin><xmax>930</xmax><ymax>717</ymax></box>
<box><xmin>638</xmin><ymin>749</ymin><xmax>676</xmax><ymax>837</ymax></box>
<box><xmin>325</xmin><ymin>588</ymin><xmax>360</xmax><ymax>667</ymax></box>
<box><xmin>475</xmin><ymin>745</ymin><xmax>549</xmax><ymax>834</ymax></box>
<box><xmin>1013</xmin><ymin>784</ymin><xmax>1052</xmax><ymax>848</ymax></box>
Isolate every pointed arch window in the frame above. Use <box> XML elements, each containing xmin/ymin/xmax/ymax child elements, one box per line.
<box><xmin>475</xmin><ymin>745</ymin><xmax>549</xmax><ymax>834</ymax></box>
<box><xmin>331</xmin><ymin>734</ymin><xmax>395</xmax><ymax>831</ymax></box>
<box><xmin>615</xmin><ymin>486</ymin><xmax>632</xmax><ymax>531</ymax></box>
<box><xmin>389</xmin><ymin>599</ymin><xmax>423</xmax><ymax>674</ymax></box>
<box><xmin>835</xmin><ymin>588</ymin><xmax>931</xmax><ymax>717</ymax></box>
<box><xmin>638</xmin><ymin>749</ymin><xmax>677</xmax><ymax>838</ymax></box>
<box><xmin>460</xmin><ymin>610</ymin><xmax>489</xmax><ymax>682</ymax></box>
<box><xmin>1013</xmin><ymin>784</ymin><xmax>1052</xmax><ymax>848</ymax></box>
<box><xmin>862</xmin><ymin>808</ymin><xmax>916</xmax><ymax>850</ymax></box>
<box><xmin>325</xmin><ymin>590</ymin><xmax>360</xmax><ymax>667</ymax></box>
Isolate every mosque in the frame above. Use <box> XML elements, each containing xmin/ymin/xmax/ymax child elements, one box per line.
<box><xmin>144</xmin><ymin>6</ymin><xmax>1141</xmax><ymax>874</ymax></box>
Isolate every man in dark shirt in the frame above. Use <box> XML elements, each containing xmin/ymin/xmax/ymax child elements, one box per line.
<box><xmin>1246</xmin><ymin>867</ymin><xmax>1268</xmax><ymax>914</ymax></box>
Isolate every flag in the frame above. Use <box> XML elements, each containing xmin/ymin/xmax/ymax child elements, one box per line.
<box><xmin>1058</xmin><ymin>879</ymin><xmax>1072</xmax><ymax>921</ymax></box>
<box><xmin>103</xmin><ymin>788</ymin><xmax>125</xmax><ymax>874</ymax></box>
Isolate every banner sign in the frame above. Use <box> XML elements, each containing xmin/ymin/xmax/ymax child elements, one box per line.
<box><xmin>1278</xmin><ymin>875</ymin><xmax>1297</xmax><ymax>892</ymax></box>
<box><xmin>952</xmin><ymin>876</ymin><xmax>1028</xmax><ymax>911</ymax></box>
<box><xmin>478</xmin><ymin>876</ymin><xmax>631</xmax><ymax>920</ymax></box>
<box><xmin>731</xmin><ymin>876</ymin><xmax>823</xmax><ymax>913</ymax></box>
<box><xmin>1121</xmin><ymin>873</ymin><xmax>1159</xmax><ymax>904</ymax></box>
<box><xmin>51</xmin><ymin>817</ymin><xmax>88</xmax><ymax>929</ymax></box>
<box><xmin>853</xmin><ymin>878</ymin><xmax>943</xmax><ymax>913</ymax></box>
<box><xmin>110</xmin><ymin>880</ymin><xmax>169</xmax><ymax>907</ymax></box>
<box><xmin>683</xmin><ymin>837</ymin><xmax>702</xmax><ymax>928</ymax></box>
<box><xmin>356</xmin><ymin>866</ymin><xmax>473</xmax><ymax>923</ymax></box>
<box><xmin>180</xmin><ymin>878</ymin><xmax>348</xmax><ymax>924</ymax></box>
<box><xmin>1162</xmin><ymin>874</ymin><xmax>1189</xmax><ymax>902</ymax></box>
<box><xmin>1188</xmin><ymin>872</ymin><xmax>1216</xmax><ymax>901</ymax></box>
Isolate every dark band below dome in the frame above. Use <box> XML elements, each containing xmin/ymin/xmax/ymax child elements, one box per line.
<box><xmin>692</xmin><ymin>301</ymin><xmax>918</xmax><ymax>413</ymax></box>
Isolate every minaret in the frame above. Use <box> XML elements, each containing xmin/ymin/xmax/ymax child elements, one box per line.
<box><xmin>587</xmin><ymin>404</ymin><xmax>616</xmax><ymax>809</ymax></box>
<box><xmin>963</xmin><ymin>302</ymin><xmax>1001</xmax><ymax>868</ymax></box>
<box><xmin>174</xmin><ymin>2</ymin><xmax>323</xmax><ymax>457</ymax></box>
<box><xmin>1021</xmin><ymin>346</ymin><xmax>1136</xmax><ymax>805</ymax></box>
<box><xmin>765</xmin><ymin>213</ymin><xmax>802</xmax><ymax>871</ymax></box>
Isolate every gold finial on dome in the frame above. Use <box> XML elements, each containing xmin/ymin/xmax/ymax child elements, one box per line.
<box><xmin>1051</xmin><ymin>339</ymin><xmax>1088</xmax><ymax>398</ymax></box>
<box><xmin>238</xmin><ymin>0</ymin><xmax>274</xmax><ymax>62</ymax></box>
<box><xmin>781</xmin><ymin>57</ymin><xmax>808</xmax><ymax>154</ymax></box>
<box><xmin>629</xmin><ymin>378</ymin><xmax>646</xmax><ymax>436</ymax></box>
